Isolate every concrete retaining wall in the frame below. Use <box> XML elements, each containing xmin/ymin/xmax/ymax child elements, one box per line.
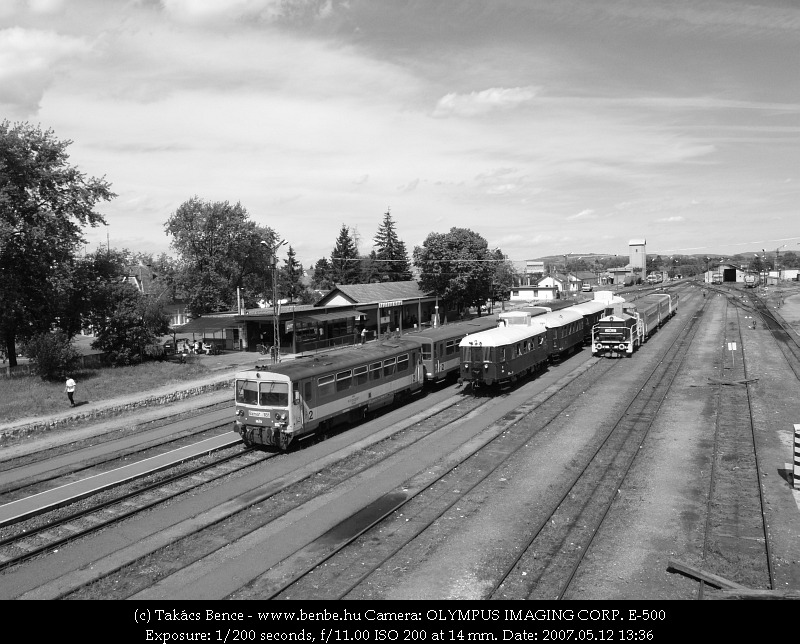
<box><xmin>0</xmin><ymin>379</ymin><xmax>232</xmax><ymax>445</ymax></box>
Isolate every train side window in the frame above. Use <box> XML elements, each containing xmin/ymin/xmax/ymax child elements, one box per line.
<box><xmin>336</xmin><ymin>369</ymin><xmax>352</xmax><ymax>392</ymax></box>
<box><xmin>318</xmin><ymin>374</ymin><xmax>335</xmax><ymax>398</ymax></box>
<box><xmin>354</xmin><ymin>365</ymin><xmax>368</xmax><ymax>386</ymax></box>
<box><xmin>397</xmin><ymin>354</ymin><xmax>409</xmax><ymax>372</ymax></box>
<box><xmin>445</xmin><ymin>340</ymin><xmax>456</xmax><ymax>355</ymax></box>
<box><xmin>369</xmin><ymin>361</ymin><xmax>382</xmax><ymax>381</ymax></box>
<box><xmin>304</xmin><ymin>381</ymin><xmax>312</xmax><ymax>401</ymax></box>
<box><xmin>421</xmin><ymin>343</ymin><xmax>432</xmax><ymax>360</ymax></box>
<box><xmin>236</xmin><ymin>380</ymin><xmax>258</xmax><ymax>405</ymax></box>
<box><xmin>383</xmin><ymin>357</ymin><xmax>396</xmax><ymax>377</ymax></box>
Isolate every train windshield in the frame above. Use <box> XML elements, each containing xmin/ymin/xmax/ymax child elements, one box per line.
<box><xmin>259</xmin><ymin>381</ymin><xmax>289</xmax><ymax>406</ymax></box>
<box><xmin>235</xmin><ymin>379</ymin><xmax>289</xmax><ymax>406</ymax></box>
<box><xmin>463</xmin><ymin>345</ymin><xmax>492</xmax><ymax>362</ymax></box>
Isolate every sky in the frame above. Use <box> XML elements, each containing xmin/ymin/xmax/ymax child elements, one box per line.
<box><xmin>2</xmin><ymin>0</ymin><xmax>800</xmax><ymax>270</ymax></box>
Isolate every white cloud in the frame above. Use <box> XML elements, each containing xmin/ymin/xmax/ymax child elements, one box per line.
<box><xmin>432</xmin><ymin>86</ymin><xmax>539</xmax><ymax>118</ymax></box>
<box><xmin>0</xmin><ymin>27</ymin><xmax>91</xmax><ymax>113</ymax></box>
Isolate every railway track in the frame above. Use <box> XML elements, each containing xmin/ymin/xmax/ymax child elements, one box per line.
<box><xmin>26</xmin><ymin>390</ymin><xmax>499</xmax><ymax>598</ymax></box>
<box><xmin>694</xmin><ymin>299</ymin><xmax>773</xmax><ymax>597</ymax></box>
<box><xmin>0</xmin><ymin>444</ymin><xmax>269</xmax><ymax>571</ymax></box>
<box><xmin>215</xmin><ymin>309</ymin><xmax>700</xmax><ymax>600</ymax></box>
<box><xmin>0</xmin><ymin>415</ymin><xmax>232</xmax><ymax>499</ymax></box>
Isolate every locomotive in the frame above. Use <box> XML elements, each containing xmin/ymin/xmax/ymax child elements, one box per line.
<box><xmin>591</xmin><ymin>292</ymin><xmax>678</xmax><ymax>357</ymax></box>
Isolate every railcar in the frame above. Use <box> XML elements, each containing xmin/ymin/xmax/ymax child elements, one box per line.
<box><xmin>459</xmin><ymin>323</ymin><xmax>549</xmax><ymax>389</ymax></box>
<box><xmin>567</xmin><ymin>300</ymin><xmax>607</xmax><ymax>344</ymax></box>
<box><xmin>404</xmin><ymin>316</ymin><xmax>500</xmax><ymax>383</ymax></box>
<box><xmin>233</xmin><ymin>339</ymin><xmax>423</xmax><ymax>450</ymax></box>
<box><xmin>536</xmin><ymin>308</ymin><xmax>586</xmax><ymax>360</ymax></box>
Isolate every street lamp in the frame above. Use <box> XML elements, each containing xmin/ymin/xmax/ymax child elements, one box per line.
<box><xmin>261</xmin><ymin>239</ymin><xmax>287</xmax><ymax>362</ymax></box>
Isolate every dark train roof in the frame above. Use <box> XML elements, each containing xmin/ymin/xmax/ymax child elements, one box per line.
<box><xmin>236</xmin><ymin>339</ymin><xmax>421</xmax><ymax>380</ymax></box>
<box><xmin>403</xmin><ymin>316</ymin><xmax>500</xmax><ymax>342</ymax></box>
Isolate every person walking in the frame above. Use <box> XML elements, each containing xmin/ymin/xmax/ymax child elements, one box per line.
<box><xmin>65</xmin><ymin>376</ymin><xmax>76</xmax><ymax>407</ymax></box>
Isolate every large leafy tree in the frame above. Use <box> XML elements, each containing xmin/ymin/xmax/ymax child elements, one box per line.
<box><xmin>373</xmin><ymin>209</ymin><xmax>412</xmax><ymax>281</ymax></box>
<box><xmin>0</xmin><ymin>121</ymin><xmax>115</xmax><ymax>366</ymax></box>
<box><xmin>413</xmin><ymin>227</ymin><xmax>496</xmax><ymax>317</ymax></box>
<box><xmin>165</xmin><ymin>197</ymin><xmax>278</xmax><ymax>316</ymax></box>
<box><xmin>329</xmin><ymin>224</ymin><xmax>361</xmax><ymax>285</ymax></box>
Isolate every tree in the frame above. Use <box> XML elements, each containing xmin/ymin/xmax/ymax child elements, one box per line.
<box><xmin>87</xmin><ymin>280</ymin><xmax>170</xmax><ymax>366</ymax></box>
<box><xmin>23</xmin><ymin>330</ymin><xmax>81</xmax><ymax>380</ymax></box>
<box><xmin>310</xmin><ymin>257</ymin><xmax>334</xmax><ymax>291</ymax></box>
<box><xmin>0</xmin><ymin>121</ymin><xmax>115</xmax><ymax>366</ymax></box>
<box><xmin>413</xmin><ymin>228</ymin><xmax>495</xmax><ymax>318</ymax></box>
<box><xmin>373</xmin><ymin>209</ymin><xmax>412</xmax><ymax>281</ymax></box>
<box><xmin>490</xmin><ymin>250</ymin><xmax>517</xmax><ymax>310</ymax></box>
<box><xmin>278</xmin><ymin>245</ymin><xmax>305</xmax><ymax>303</ymax></box>
<box><xmin>165</xmin><ymin>197</ymin><xmax>278</xmax><ymax>316</ymax></box>
<box><xmin>329</xmin><ymin>224</ymin><xmax>361</xmax><ymax>285</ymax></box>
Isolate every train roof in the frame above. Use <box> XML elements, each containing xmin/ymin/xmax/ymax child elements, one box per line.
<box><xmin>234</xmin><ymin>338</ymin><xmax>421</xmax><ymax>380</ymax></box>
<box><xmin>403</xmin><ymin>316</ymin><xmax>499</xmax><ymax>342</ymax></box>
<box><xmin>536</xmin><ymin>308</ymin><xmax>584</xmax><ymax>327</ymax></box>
<box><xmin>568</xmin><ymin>301</ymin><xmax>607</xmax><ymax>315</ymax></box>
<box><xmin>598</xmin><ymin>314</ymin><xmax>635</xmax><ymax>323</ymax></box>
<box><xmin>459</xmin><ymin>323</ymin><xmax>546</xmax><ymax>349</ymax></box>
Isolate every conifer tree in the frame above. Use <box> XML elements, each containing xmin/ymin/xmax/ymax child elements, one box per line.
<box><xmin>373</xmin><ymin>208</ymin><xmax>412</xmax><ymax>281</ymax></box>
<box><xmin>330</xmin><ymin>224</ymin><xmax>361</xmax><ymax>285</ymax></box>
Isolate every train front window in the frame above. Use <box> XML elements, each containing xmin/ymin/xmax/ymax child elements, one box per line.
<box><xmin>236</xmin><ymin>380</ymin><xmax>259</xmax><ymax>405</ymax></box>
<box><xmin>259</xmin><ymin>382</ymin><xmax>289</xmax><ymax>406</ymax></box>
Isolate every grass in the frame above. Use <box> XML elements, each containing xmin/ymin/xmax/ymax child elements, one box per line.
<box><xmin>0</xmin><ymin>360</ymin><xmax>212</xmax><ymax>425</ymax></box>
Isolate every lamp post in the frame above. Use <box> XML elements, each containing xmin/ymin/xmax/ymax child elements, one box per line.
<box><xmin>261</xmin><ymin>239</ymin><xmax>287</xmax><ymax>362</ymax></box>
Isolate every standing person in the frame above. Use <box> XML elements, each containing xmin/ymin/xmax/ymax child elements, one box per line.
<box><xmin>65</xmin><ymin>376</ymin><xmax>76</xmax><ymax>407</ymax></box>
<box><xmin>361</xmin><ymin>327</ymin><xmax>367</xmax><ymax>346</ymax></box>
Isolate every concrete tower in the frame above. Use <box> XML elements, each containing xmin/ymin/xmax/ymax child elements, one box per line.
<box><xmin>629</xmin><ymin>238</ymin><xmax>646</xmax><ymax>273</ymax></box>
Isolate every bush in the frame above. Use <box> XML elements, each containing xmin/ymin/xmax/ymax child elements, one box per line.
<box><xmin>23</xmin><ymin>331</ymin><xmax>81</xmax><ymax>380</ymax></box>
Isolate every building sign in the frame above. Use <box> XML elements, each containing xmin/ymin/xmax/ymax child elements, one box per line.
<box><xmin>379</xmin><ymin>300</ymin><xmax>402</xmax><ymax>308</ymax></box>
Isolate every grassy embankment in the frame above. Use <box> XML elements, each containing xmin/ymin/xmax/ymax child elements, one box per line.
<box><xmin>0</xmin><ymin>360</ymin><xmax>211</xmax><ymax>425</ymax></box>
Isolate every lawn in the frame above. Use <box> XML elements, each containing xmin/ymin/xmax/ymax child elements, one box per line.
<box><xmin>0</xmin><ymin>360</ymin><xmax>212</xmax><ymax>424</ymax></box>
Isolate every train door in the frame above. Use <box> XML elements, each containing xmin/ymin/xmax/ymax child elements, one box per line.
<box><xmin>299</xmin><ymin>378</ymin><xmax>314</xmax><ymax>430</ymax></box>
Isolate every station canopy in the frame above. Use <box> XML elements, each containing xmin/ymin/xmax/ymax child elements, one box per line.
<box><xmin>296</xmin><ymin>310</ymin><xmax>367</xmax><ymax>323</ymax></box>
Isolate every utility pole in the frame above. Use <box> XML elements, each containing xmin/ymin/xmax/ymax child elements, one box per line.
<box><xmin>262</xmin><ymin>239</ymin><xmax>287</xmax><ymax>363</ymax></box>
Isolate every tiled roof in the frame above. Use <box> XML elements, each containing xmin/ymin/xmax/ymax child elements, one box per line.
<box><xmin>316</xmin><ymin>281</ymin><xmax>431</xmax><ymax>305</ymax></box>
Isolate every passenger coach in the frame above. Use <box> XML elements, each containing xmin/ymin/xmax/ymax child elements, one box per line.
<box><xmin>233</xmin><ymin>339</ymin><xmax>423</xmax><ymax>450</ymax></box>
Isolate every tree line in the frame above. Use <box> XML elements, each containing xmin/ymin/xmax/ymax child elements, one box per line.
<box><xmin>1</xmin><ymin>121</ymin><xmax>517</xmax><ymax>374</ymax></box>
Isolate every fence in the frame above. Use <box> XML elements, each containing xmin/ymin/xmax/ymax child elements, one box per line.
<box><xmin>1</xmin><ymin>352</ymin><xmax>109</xmax><ymax>379</ymax></box>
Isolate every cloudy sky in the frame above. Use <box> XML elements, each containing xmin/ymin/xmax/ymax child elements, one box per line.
<box><xmin>2</xmin><ymin>0</ymin><xmax>799</xmax><ymax>268</ymax></box>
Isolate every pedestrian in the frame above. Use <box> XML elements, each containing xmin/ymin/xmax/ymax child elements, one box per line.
<box><xmin>65</xmin><ymin>375</ymin><xmax>76</xmax><ymax>407</ymax></box>
<box><xmin>361</xmin><ymin>327</ymin><xmax>367</xmax><ymax>346</ymax></box>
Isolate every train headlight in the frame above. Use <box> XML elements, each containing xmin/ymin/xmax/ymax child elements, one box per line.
<box><xmin>618</xmin><ymin>344</ymin><xmax>626</xmax><ymax>350</ymax></box>
<box><xmin>236</xmin><ymin>409</ymin><xmax>244</xmax><ymax>416</ymax></box>
<box><xmin>484</xmin><ymin>363</ymin><xmax>489</xmax><ymax>370</ymax></box>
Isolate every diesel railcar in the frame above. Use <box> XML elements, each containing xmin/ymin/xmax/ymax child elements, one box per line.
<box><xmin>404</xmin><ymin>316</ymin><xmax>500</xmax><ymax>383</ymax></box>
<box><xmin>233</xmin><ymin>339</ymin><xmax>423</xmax><ymax>450</ymax></box>
<box><xmin>459</xmin><ymin>323</ymin><xmax>549</xmax><ymax>389</ymax></box>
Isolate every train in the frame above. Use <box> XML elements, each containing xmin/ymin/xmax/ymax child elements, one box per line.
<box><xmin>458</xmin><ymin>293</ymin><xmax>624</xmax><ymax>390</ymax></box>
<box><xmin>591</xmin><ymin>292</ymin><xmax>678</xmax><ymax>358</ymax></box>
<box><xmin>744</xmin><ymin>274</ymin><xmax>757</xmax><ymax>288</ymax></box>
<box><xmin>232</xmin><ymin>313</ymin><xmax>504</xmax><ymax>450</ymax></box>
<box><xmin>232</xmin><ymin>291</ymin><xmax>636</xmax><ymax>449</ymax></box>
